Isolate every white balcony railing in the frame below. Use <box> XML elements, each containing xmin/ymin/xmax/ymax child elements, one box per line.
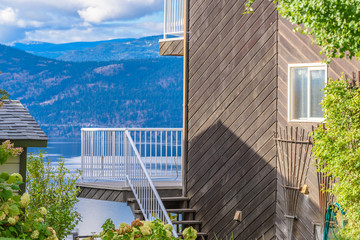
<box><xmin>81</xmin><ymin>128</ymin><xmax>182</xmax><ymax>181</ymax></box>
<box><xmin>81</xmin><ymin>128</ymin><xmax>182</xmax><ymax>237</ymax></box>
<box><xmin>163</xmin><ymin>0</ymin><xmax>184</xmax><ymax>39</ymax></box>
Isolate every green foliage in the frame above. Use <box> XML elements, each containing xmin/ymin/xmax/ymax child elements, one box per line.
<box><xmin>0</xmin><ymin>71</ymin><xmax>10</xmax><ymax>107</ymax></box>
<box><xmin>313</xmin><ymin>76</ymin><xmax>360</xmax><ymax>239</ymax></box>
<box><xmin>0</xmin><ymin>141</ymin><xmax>23</xmax><ymax>166</ymax></box>
<box><xmin>0</xmin><ymin>89</ymin><xmax>9</xmax><ymax>100</ymax></box>
<box><xmin>98</xmin><ymin>218</ymin><xmax>197</xmax><ymax>240</ymax></box>
<box><xmin>245</xmin><ymin>0</ymin><xmax>360</xmax><ymax>61</ymax></box>
<box><xmin>26</xmin><ymin>152</ymin><xmax>81</xmax><ymax>240</ymax></box>
<box><xmin>0</xmin><ymin>142</ymin><xmax>57</xmax><ymax>239</ymax></box>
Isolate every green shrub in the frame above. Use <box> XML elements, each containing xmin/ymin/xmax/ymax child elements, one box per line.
<box><xmin>0</xmin><ymin>141</ymin><xmax>57</xmax><ymax>239</ymax></box>
<box><xmin>313</xmin><ymin>76</ymin><xmax>360</xmax><ymax>239</ymax></box>
<box><xmin>26</xmin><ymin>152</ymin><xmax>81</xmax><ymax>240</ymax></box>
<box><xmin>98</xmin><ymin>218</ymin><xmax>197</xmax><ymax>240</ymax></box>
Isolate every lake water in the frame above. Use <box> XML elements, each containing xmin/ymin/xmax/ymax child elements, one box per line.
<box><xmin>29</xmin><ymin>138</ymin><xmax>135</xmax><ymax>236</ymax></box>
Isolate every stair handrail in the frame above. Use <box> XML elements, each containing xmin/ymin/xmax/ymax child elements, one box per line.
<box><xmin>124</xmin><ymin>130</ymin><xmax>178</xmax><ymax>237</ymax></box>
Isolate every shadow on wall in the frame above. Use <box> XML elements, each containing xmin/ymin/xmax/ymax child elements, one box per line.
<box><xmin>186</xmin><ymin>120</ymin><xmax>322</xmax><ymax>240</ymax></box>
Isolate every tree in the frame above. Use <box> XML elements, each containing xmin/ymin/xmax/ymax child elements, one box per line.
<box><xmin>0</xmin><ymin>69</ymin><xmax>10</xmax><ymax>108</ymax></box>
<box><xmin>313</xmin><ymin>77</ymin><xmax>360</xmax><ymax>239</ymax></box>
<box><xmin>245</xmin><ymin>0</ymin><xmax>360</xmax><ymax>61</ymax></box>
<box><xmin>0</xmin><ymin>87</ymin><xmax>9</xmax><ymax>108</ymax></box>
<box><xmin>26</xmin><ymin>153</ymin><xmax>81</xmax><ymax>239</ymax></box>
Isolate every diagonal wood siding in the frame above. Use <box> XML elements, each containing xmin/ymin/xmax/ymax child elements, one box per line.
<box><xmin>185</xmin><ymin>0</ymin><xmax>360</xmax><ymax>239</ymax></box>
<box><xmin>276</xmin><ymin>16</ymin><xmax>360</xmax><ymax>239</ymax></box>
<box><xmin>159</xmin><ymin>39</ymin><xmax>184</xmax><ymax>56</ymax></box>
<box><xmin>186</xmin><ymin>0</ymin><xmax>278</xmax><ymax>239</ymax></box>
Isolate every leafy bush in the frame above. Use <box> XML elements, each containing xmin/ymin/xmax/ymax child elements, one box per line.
<box><xmin>0</xmin><ymin>87</ymin><xmax>9</xmax><ymax>108</ymax></box>
<box><xmin>313</xmin><ymin>76</ymin><xmax>360</xmax><ymax>239</ymax></box>
<box><xmin>0</xmin><ymin>141</ymin><xmax>22</xmax><ymax>165</ymax></box>
<box><xmin>26</xmin><ymin>152</ymin><xmax>81</xmax><ymax>240</ymax></box>
<box><xmin>0</xmin><ymin>141</ymin><xmax>57</xmax><ymax>239</ymax></box>
<box><xmin>245</xmin><ymin>0</ymin><xmax>360</xmax><ymax>61</ymax></box>
<box><xmin>98</xmin><ymin>218</ymin><xmax>197</xmax><ymax>240</ymax></box>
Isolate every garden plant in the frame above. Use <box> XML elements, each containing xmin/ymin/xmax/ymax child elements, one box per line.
<box><xmin>245</xmin><ymin>0</ymin><xmax>360</xmax><ymax>62</ymax></box>
<box><xmin>26</xmin><ymin>152</ymin><xmax>81</xmax><ymax>240</ymax></box>
<box><xmin>98</xmin><ymin>218</ymin><xmax>197</xmax><ymax>240</ymax></box>
<box><xmin>313</xmin><ymin>76</ymin><xmax>360</xmax><ymax>239</ymax></box>
<box><xmin>0</xmin><ymin>140</ymin><xmax>57</xmax><ymax>239</ymax></box>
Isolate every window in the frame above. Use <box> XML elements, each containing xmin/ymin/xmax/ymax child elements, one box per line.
<box><xmin>288</xmin><ymin>64</ymin><xmax>327</xmax><ymax>122</ymax></box>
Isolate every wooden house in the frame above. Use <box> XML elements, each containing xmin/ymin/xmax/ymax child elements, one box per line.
<box><xmin>0</xmin><ymin>100</ymin><xmax>48</xmax><ymax>192</ymax></box>
<box><xmin>160</xmin><ymin>0</ymin><xmax>360</xmax><ymax>239</ymax></box>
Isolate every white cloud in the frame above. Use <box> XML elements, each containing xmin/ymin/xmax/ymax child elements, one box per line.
<box><xmin>77</xmin><ymin>0</ymin><xmax>162</xmax><ymax>23</ymax></box>
<box><xmin>0</xmin><ymin>7</ymin><xmax>16</xmax><ymax>23</ymax></box>
<box><xmin>0</xmin><ymin>0</ymin><xmax>164</xmax><ymax>43</ymax></box>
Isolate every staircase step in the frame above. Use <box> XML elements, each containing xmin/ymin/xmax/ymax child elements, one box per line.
<box><xmin>167</xmin><ymin>208</ymin><xmax>196</xmax><ymax>213</ymax></box>
<box><xmin>127</xmin><ymin>196</ymin><xmax>190</xmax><ymax>203</ymax></box>
<box><xmin>172</xmin><ymin>220</ymin><xmax>202</xmax><ymax>225</ymax></box>
<box><xmin>134</xmin><ymin>208</ymin><xmax>195</xmax><ymax>215</ymax></box>
<box><xmin>162</xmin><ymin>196</ymin><xmax>190</xmax><ymax>202</ymax></box>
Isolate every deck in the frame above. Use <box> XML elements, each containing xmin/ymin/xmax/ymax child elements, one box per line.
<box><xmin>76</xmin><ymin>181</ymin><xmax>182</xmax><ymax>203</ymax></box>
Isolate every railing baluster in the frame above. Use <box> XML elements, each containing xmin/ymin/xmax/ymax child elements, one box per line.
<box><xmin>150</xmin><ymin>131</ymin><xmax>152</xmax><ymax>177</ymax></box>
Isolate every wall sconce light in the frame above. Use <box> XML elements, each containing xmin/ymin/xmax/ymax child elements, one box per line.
<box><xmin>301</xmin><ymin>184</ymin><xmax>309</xmax><ymax>195</ymax></box>
<box><xmin>234</xmin><ymin>210</ymin><xmax>242</xmax><ymax>222</ymax></box>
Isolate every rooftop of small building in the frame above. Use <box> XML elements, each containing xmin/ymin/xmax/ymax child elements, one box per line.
<box><xmin>0</xmin><ymin>100</ymin><xmax>48</xmax><ymax>147</ymax></box>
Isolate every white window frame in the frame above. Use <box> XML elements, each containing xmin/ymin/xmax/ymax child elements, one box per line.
<box><xmin>288</xmin><ymin>63</ymin><xmax>327</xmax><ymax>122</ymax></box>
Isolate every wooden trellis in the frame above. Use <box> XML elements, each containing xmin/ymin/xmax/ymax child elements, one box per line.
<box><xmin>312</xmin><ymin>125</ymin><xmax>335</xmax><ymax>231</ymax></box>
<box><xmin>316</xmin><ymin>160</ymin><xmax>335</xmax><ymax>230</ymax></box>
<box><xmin>345</xmin><ymin>71</ymin><xmax>360</xmax><ymax>88</ymax></box>
<box><xmin>274</xmin><ymin>126</ymin><xmax>313</xmax><ymax>240</ymax></box>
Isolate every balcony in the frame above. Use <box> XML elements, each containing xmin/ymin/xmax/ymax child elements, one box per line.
<box><xmin>159</xmin><ymin>0</ymin><xmax>184</xmax><ymax>56</ymax></box>
<box><xmin>78</xmin><ymin>128</ymin><xmax>183</xmax><ymax>236</ymax></box>
<box><xmin>80</xmin><ymin>128</ymin><xmax>182</xmax><ymax>182</ymax></box>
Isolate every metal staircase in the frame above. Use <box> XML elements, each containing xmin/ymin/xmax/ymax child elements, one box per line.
<box><xmin>127</xmin><ymin>196</ymin><xmax>207</xmax><ymax>239</ymax></box>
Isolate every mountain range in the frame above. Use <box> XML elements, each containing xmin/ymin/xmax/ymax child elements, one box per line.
<box><xmin>0</xmin><ymin>36</ymin><xmax>183</xmax><ymax>138</ymax></box>
<box><xmin>13</xmin><ymin>35</ymin><xmax>162</xmax><ymax>62</ymax></box>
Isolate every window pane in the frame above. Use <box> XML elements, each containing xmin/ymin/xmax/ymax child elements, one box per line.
<box><xmin>310</xmin><ymin>70</ymin><xmax>325</xmax><ymax>118</ymax></box>
<box><xmin>291</xmin><ymin>68</ymin><xmax>308</xmax><ymax>119</ymax></box>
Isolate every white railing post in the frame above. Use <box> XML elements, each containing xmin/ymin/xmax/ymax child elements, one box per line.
<box><xmin>81</xmin><ymin>129</ymin><xmax>84</xmax><ymax>182</ymax></box>
<box><xmin>164</xmin><ymin>0</ymin><xmax>168</xmax><ymax>39</ymax></box>
<box><xmin>90</xmin><ymin>131</ymin><xmax>94</xmax><ymax>178</ymax></box>
<box><xmin>124</xmin><ymin>129</ymin><xmax>128</xmax><ymax>185</ymax></box>
<box><xmin>112</xmin><ymin>131</ymin><xmax>115</xmax><ymax>178</ymax></box>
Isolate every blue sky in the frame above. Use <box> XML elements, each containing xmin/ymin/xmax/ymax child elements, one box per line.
<box><xmin>0</xmin><ymin>0</ymin><xmax>164</xmax><ymax>44</ymax></box>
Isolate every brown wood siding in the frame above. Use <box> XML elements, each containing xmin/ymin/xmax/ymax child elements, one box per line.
<box><xmin>159</xmin><ymin>39</ymin><xmax>184</xmax><ymax>56</ymax></box>
<box><xmin>277</xmin><ymin>16</ymin><xmax>360</xmax><ymax>239</ymax></box>
<box><xmin>186</xmin><ymin>0</ymin><xmax>278</xmax><ymax>238</ymax></box>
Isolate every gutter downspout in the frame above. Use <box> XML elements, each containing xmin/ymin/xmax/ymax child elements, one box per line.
<box><xmin>182</xmin><ymin>0</ymin><xmax>189</xmax><ymax>197</ymax></box>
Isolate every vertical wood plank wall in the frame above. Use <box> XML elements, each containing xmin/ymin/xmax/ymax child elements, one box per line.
<box><xmin>277</xmin><ymin>17</ymin><xmax>360</xmax><ymax>239</ymax></box>
<box><xmin>186</xmin><ymin>0</ymin><xmax>278</xmax><ymax>239</ymax></box>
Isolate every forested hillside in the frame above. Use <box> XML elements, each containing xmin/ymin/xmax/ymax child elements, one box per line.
<box><xmin>0</xmin><ymin>43</ymin><xmax>183</xmax><ymax>138</ymax></box>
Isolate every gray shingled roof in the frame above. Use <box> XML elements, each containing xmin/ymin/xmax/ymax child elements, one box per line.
<box><xmin>0</xmin><ymin>100</ymin><xmax>48</xmax><ymax>141</ymax></box>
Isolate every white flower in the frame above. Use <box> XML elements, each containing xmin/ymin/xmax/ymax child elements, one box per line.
<box><xmin>20</xmin><ymin>193</ymin><xmax>30</xmax><ymax>208</ymax></box>
<box><xmin>31</xmin><ymin>230</ymin><xmax>39</xmax><ymax>239</ymax></box>
<box><xmin>8</xmin><ymin>217</ymin><xmax>16</xmax><ymax>225</ymax></box>
<box><xmin>0</xmin><ymin>211</ymin><xmax>5</xmax><ymax>220</ymax></box>
<box><xmin>40</xmin><ymin>207</ymin><xmax>47</xmax><ymax>215</ymax></box>
<box><xmin>35</xmin><ymin>217</ymin><xmax>44</xmax><ymax>223</ymax></box>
